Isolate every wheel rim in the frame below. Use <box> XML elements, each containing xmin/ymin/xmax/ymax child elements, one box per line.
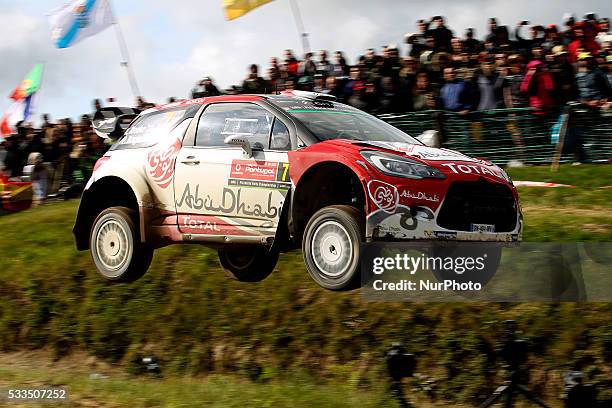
<box><xmin>95</xmin><ymin>218</ymin><xmax>130</xmax><ymax>274</ymax></box>
<box><xmin>311</xmin><ymin>220</ymin><xmax>353</xmax><ymax>278</ymax></box>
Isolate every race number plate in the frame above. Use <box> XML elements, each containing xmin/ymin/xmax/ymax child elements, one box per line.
<box><xmin>470</xmin><ymin>223</ymin><xmax>495</xmax><ymax>233</ymax></box>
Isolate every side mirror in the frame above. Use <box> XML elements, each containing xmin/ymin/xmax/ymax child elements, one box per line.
<box><xmin>224</xmin><ymin>135</ymin><xmax>253</xmax><ymax>158</ymax></box>
<box><xmin>416</xmin><ymin>130</ymin><xmax>440</xmax><ymax>148</ymax></box>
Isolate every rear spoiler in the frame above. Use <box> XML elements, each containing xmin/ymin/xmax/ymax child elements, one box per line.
<box><xmin>92</xmin><ymin>107</ymin><xmax>141</xmax><ymax>140</ymax></box>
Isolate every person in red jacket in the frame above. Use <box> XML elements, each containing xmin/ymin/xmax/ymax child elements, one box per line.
<box><xmin>520</xmin><ymin>60</ymin><xmax>555</xmax><ymax>114</ymax></box>
<box><xmin>568</xmin><ymin>21</ymin><xmax>601</xmax><ymax>63</ymax></box>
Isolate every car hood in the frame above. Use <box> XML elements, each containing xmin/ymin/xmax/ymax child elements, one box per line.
<box><xmin>312</xmin><ymin>139</ymin><xmax>511</xmax><ymax>184</ymax></box>
<box><xmin>321</xmin><ymin>139</ymin><xmax>480</xmax><ymax>164</ymax></box>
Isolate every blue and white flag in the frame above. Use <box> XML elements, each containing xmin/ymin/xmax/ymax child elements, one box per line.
<box><xmin>48</xmin><ymin>0</ymin><xmax>114</xmax><ymax>49</ymax></box>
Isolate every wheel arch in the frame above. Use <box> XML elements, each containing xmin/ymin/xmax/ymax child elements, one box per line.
<box><xmin>73</xmin><ymin>176</ymin><xmax>141</xmax><ymax>250</ymax></box>
<box><xmin>289</xmin><ymin>161</ymin><xmax>367</xmax><ymax>245</ymax></box>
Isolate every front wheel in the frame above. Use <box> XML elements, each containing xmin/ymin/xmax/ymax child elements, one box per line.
<box><xmin>302</xmin><ymin>205</ymin><xmax>364</xmax><ymax>291</ymax></box>
<box><xmin>218</xmin><ymin>247</ymin><xmax>279</xmax><ymax>282</ymax></box>
<box><xmin>90</xmin><ymin>206</ymin><xmax>153</xmax><ymax>282</ymax></box>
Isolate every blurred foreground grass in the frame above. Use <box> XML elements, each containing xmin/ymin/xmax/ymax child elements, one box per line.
<box><xmin>0</xmin><ymin>164</ymin><xmax>610</xmax><ymax>407</ymax></box>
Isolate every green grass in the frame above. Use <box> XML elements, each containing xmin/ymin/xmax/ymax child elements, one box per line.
<box><xmin>0</xmin><ymin>352</ymin><xmax>395</xmax><ymax>408</ymax></box>
<box><xmin>0</xmin><ymin>164</ymin><xmax>610</xmax><ymax>407</ymax></box>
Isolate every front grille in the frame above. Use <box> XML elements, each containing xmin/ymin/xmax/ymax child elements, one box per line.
<box><xmin>437</xmin><ymin>180</ymin><xmax>517</xmax><ymax>232</ymax></box>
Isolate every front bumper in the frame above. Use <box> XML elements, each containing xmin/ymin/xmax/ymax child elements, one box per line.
<box><xmin>366</xmin><ymin>204</ymin><xmax>523</xmax><ymax>242</ymax></box>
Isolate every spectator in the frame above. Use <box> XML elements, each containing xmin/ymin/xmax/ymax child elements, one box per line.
<box><xmin>560</xmin><ymin>13</ymin><xmax>576</xmax><ymax>45</ymax></box>
<box><xmin>331</xmin><ymin>51</ymin><xmax>349</xmax><ymax>77</ymax></box>
<box><xmin>191</xmin><ymin>76</ymin><xmax>221</xmax><ymax>98</ymax></box>
<box><xmin>321</xmin><ymin>76</ymin><xmax>343</xmax><ymax>99</ymax></box>
<box><xmin>427</xmin><ymin>16</ymin><xmax>453</xmax><ymax>53</ymax></box>
<box><xmin>568</xmin><ymin>22</ymin><xmax>601</xmax><ymax>63</ymax></box>
<box><xmin>316</xmin><ymin>50</ymin><xmax>333</xmax><ymax>77</ymax></box>
<box><xmin>520</xmin><ymin>60</ymin><xmax>555</xmax><ymax>114</ymax></box>
<box><xmin>515</xmin><ymin>21</ymin><xmax>544</xmax><ymax>57</ymax></box>
<box><xmin>463</xmin><ymin>28</ymin><xmax>481</xmax><ymax>54</ymax></box>
<box><xmin>596</xmin><ymin>18</ymin><xmax>612</xmax><ymax>45</ymax></box>
<box><xmin>549</xmin><ymin>46</ymin><xmax>577</xmax><ymax>104</ymax></box>
<box><xmin>477</xmin><ymin>60</ymin><xmax>501</xmax><ymax>111</ymax></box>
<box><xmin>298</xmin><ymin>52</ymin><xmax>317</xmax><ymax>78</ymax></box>
<box><xmin>343</xmin><ymin>65</ymin><xmax>364</xmax><ymax>102</ymax></box>
<box><xmin>575</xmin><ymin>53</ymin><xmax>610</xmax><ymax>107</ymax></box>
<box><xmin>485</xmin><ymin>17</ymin><xmax>500</xmax><ymax>45</ymax></box>
<box><xmin>283</xmin><ymin>49</ymin><xmax>299</xmax><ymax>79</ymax></box>
<box><xmin>542</xmin><ymin>25</ymin><xmax>562</xmax><ymax>53</ymax></box>
<box><xmin>439</xmin><ymin>67</ymin><xmax>472</xmax><ymax>113</ymax></box>
<box><xmin>24</xmin><ymin>152</ymin><xmax>48</xmax><ymax>203</ymax></box>
<box><xmin>378</xmin><ymin>76</ymin><xmax>402</xmax><ymax>113</ymax></box>
<box><xmin>242</xmin><ymin>64</ymin><xmax>268</xmax><ymax>94</ymax></box>
<box><xmin>502</xmin><ymin>54</ymin><xmax>529</xmax><ymax>109</ymax></box>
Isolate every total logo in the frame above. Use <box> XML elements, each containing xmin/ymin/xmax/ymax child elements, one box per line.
<box><xmin>367</xmin><ymin>180</ymin><xmax>399</xmax><ymax>214</ymax></box>
<box><xmin>440</xmin><ymin>163</ymin><xmax>505</xmax><ymax>179</ymax></box>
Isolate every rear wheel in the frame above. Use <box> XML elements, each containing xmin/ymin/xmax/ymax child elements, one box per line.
<box><xmin>302</xmin><ymin>205</ymin><xmax>364</xmax><ymax>291</ymax></box>
<box><xmin>90</xmin><ymin>206</ymin><xmax>153</xmax><ymax>282</ymax></box>
<box><xmin>218</xmin><ymin>247</ymin><xmax>278</xmax><ymax>282</ymax></box>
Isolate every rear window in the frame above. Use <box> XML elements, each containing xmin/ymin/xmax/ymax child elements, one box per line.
<box><xmin>111</xmin><ymin>105</ymin><xmax>198</xmax><ymax>150</ymax></box>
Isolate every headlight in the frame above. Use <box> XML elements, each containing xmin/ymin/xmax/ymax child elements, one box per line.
<box><xmin>361</xmin><ymin>151</ymin><xmax>446</xmax><ymax>179</ymax></box>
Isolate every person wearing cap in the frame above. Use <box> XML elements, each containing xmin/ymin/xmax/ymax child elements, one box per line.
<box><xmin>549</xmin><ymin>46</ymin><xmax>577</xmax><ymax>104</ymax></box>
<box><xmin>576</xmin><ymin>53</ymin><xmax>610</xmax><ymax>108</ymax></box>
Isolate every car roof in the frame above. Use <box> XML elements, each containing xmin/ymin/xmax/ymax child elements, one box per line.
<box><xmin>152</xmin><ymin>91</ymin><xmax>337</xmax><ymax>112</ymax></box>
<box><xmin>152</xmin><ymin>95</ymin><xmax>266</xmax><ymax>112</ymax></box>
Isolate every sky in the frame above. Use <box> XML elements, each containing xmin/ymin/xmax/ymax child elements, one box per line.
<box><xmin>1</xmin><ymin>0</ymin><xmax>611</xmax><ymax>122</ymax></box>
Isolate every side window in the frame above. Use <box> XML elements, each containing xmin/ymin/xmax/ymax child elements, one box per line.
<box><xmin>112</xmin><ymin>107</ymin><xmax>192</xmax><ymax>150</ymax></box>
<box><xmin>196</xmin><ymin>103</ymin><xmax>274</xmax><ymax>148</ymax></box>
<box><xmin>270</xmin><ymin>119</ymin><xmax>291</xmax><ymax>151</ymax></box>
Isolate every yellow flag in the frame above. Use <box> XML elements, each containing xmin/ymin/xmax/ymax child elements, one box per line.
<box><xmin>223</xmin><ymin>0</ymin><xmax>275</xmax><ymax>20</ymax></box>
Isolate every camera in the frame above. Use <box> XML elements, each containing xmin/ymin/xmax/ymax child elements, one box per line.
<box><xmin>385</xmin><ymin>343</ymin><xmax>416</xmax><ymax>381</ymax></box>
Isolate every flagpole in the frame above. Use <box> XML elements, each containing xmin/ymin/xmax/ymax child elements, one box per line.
<box><xmin>108</xmin><ymin>0</ymin><xmax>141</xmax><ymax>100</ymax></box>
<box><xmin>288</xmin><ymin>0</ymin><xmax>310</xmax><ymax>55</ymax></box>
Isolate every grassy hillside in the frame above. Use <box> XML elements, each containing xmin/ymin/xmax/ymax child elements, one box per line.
<box><xmin>0</xmin><ymin>164</ymin><xmax>611</xmax><ymax>407</ymax></box>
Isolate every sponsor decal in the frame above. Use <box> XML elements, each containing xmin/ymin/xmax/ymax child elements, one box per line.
<box><xmin>433</xmin><ymin>231</ymin><xmax>458</xmax><ymax>239</ymax></box>
<box><xmin>367</xmin><ymin>180</ymin><xmax>399</xmax><ymax>214</ymax></box>
<box><xmin>179</xmin><ymin>214</ymin><xmax>256</xmax><ymax>236</ymax></box>
<box><xmin>400</xmin><ymin>189</ymin><xmax>440</xmax><ymax>203</ymax></box>
<box><xmin>176</xmin><ymin>183</ymin><xmax>282</xmax><ymax>220</ymax></box>
<box><xmin>440</xmin><ymin>163</ymin><xmax>505</xmax><ymax>179</ymax></box>
<box><xmin>229</xmin><ymin>160</ymin><xmax>290</xmax><ymax>190</ymax></box>
<box><xmin>147</xmin><ymin>138</ymin><xmax>182</xmax><ymax>189</ymax></box>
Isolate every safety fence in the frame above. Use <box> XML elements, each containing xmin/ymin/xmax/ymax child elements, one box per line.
<box><xmin>378</xmin><ymin>105</ymin><xmax>612</xmax><ymax>166</ymax></box>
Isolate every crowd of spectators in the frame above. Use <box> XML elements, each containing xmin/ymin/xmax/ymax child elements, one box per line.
<box><xmin>193</xmin><ymin>13</ymin><xmax>611</xmax><ymax>116</ymax></box>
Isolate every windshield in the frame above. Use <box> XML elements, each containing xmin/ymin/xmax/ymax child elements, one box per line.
<box><xmin>275</xmin><ymin>98</ymin><xmax>419</xmax><ymax>144</ymax></box>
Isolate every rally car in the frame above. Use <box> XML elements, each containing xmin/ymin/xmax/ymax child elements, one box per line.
<box><xmin>73</xmin><ymin>91</ymin><xmax>522</xmax><ymax>290</ymax></box>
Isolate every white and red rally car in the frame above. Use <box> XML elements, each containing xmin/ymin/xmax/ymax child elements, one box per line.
<box><xmin>73</xmin><ymin>91</ymin><xmax>522</xmax><ymax>290</ymax></box>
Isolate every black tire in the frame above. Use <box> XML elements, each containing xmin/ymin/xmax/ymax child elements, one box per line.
<box><xmin>302</xmin><ymin>205</ymin><xmax>364</xmax><ymax>291</ymax></box>
<box><xmin>218</xmin><ymin>247</ymin><xmax>279</xmax><ymax>282</ymax></box>
<box><xmin>89</xmin><ymin>206</ymin><xmax>153</xmax><ymax>282</ymax></box>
